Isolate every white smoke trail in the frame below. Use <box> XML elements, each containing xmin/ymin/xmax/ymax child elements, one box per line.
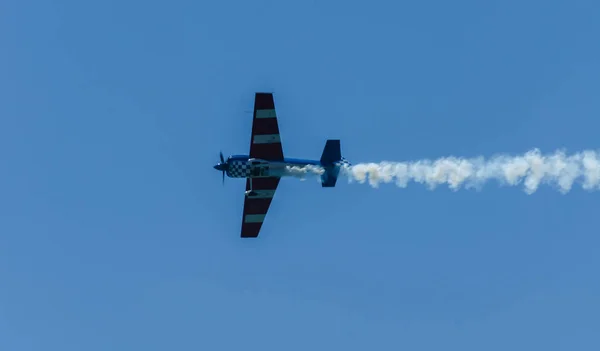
<box><xmin>341</xmin><ymin>149</ymin><xmax>600</xmax><ymax>194</ymax></box>
<box><xmin>284</xmin><ymin>165</ymin><xmax>325</xmax><ymax>181</ymax></box>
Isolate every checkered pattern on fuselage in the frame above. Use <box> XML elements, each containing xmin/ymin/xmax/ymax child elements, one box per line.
<box><xmin>226</xmin><ymin>159</ymin><xmax>251</xmax><ymax>178</ymax></box>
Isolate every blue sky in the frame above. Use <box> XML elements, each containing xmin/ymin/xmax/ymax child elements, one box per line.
<box><xmin>2</xmin><ymin>0</ymin><xmax>599</xmax><ymax>350</ymax></box>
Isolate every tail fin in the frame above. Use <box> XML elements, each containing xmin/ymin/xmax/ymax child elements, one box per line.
<box><xmin>319</xmin><ymin>139</ymin><xmax>347</xmax><ymax>187</ymax></box>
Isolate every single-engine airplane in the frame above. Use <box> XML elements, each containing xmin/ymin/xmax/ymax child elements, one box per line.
<box><xmin>214</xmin><ymin>92</ymin><xmax>350</xmax><ymax>238</ymax></box>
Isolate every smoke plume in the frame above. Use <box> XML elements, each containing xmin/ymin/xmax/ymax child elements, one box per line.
<box><xmin>284</xmin><ymin>149</ymin><xmax>600</xmax><ymax>193</ymax></box>
<box><xmin>342</xmin><ymin>149</ymin><xmax>600</xmax><ymax>194</ymax></box>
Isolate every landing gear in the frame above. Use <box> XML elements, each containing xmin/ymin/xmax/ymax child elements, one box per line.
<box><xmin>245</xmin><ymin>178</ymin><xmax>257</xmax><ymax>197</ymax></box>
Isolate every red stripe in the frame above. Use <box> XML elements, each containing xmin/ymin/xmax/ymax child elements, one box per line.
<box><xmin>254</xmin><ymin>93</ymin><xmax>275</xmax><ymax>110</ymax></box>
<box><xmin>244</xmin><ymin>198</ymin><xmax>273</xmax><ymax>214</ymax></box>
<box><xmin>241</xmin><ymin>222</ymin><xmax>262</xmax><ymax>238</ymax></box>
<box><xmin>252</xmin><ymin>117</ymin><xmax>280</xmax><ymax>135</ymax></box>
<box><xmin>251</xmin><ymin>177</ymin><xmax>279</xmax><ymax>190</ymax></box>
<box><xmin>250</xmin><ymin>143</ymin><xmax>283</xmax><ymax>161</ymax></box>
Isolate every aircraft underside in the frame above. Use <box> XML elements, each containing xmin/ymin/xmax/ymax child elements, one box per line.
<box><xmin>213</xmin><ymin>93</ymin><xmax>348</xmax><ymax>238</ymax></box>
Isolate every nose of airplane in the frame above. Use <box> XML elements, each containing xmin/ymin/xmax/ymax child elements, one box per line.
<box><xmin>214</xmin><ymin>163</ymin><xmax>226</xmax><ymax>171</ymax></box>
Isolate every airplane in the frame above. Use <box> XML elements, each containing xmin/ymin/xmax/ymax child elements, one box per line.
<box><xmin>214</xmin><ymin>92</ymin><xmax>350</xmax><ymax>238</ymax></box>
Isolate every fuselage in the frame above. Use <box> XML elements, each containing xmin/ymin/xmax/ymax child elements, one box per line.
<box><xmin>214</xmin><ymin>155</ymin><xmax>322</xmax><ymax>178</ymax></box>
<box><xmin>214</xmin><ymin>154</ymin><xmax>330</xmax><ymax>179</ymax></box>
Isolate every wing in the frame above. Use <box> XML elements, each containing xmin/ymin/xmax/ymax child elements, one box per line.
<box><xmin>250</xmin><ymin>93</ymin><xmax>284</xmax><ymax>161</ymax></box>
<box><xmin>241</xmin><ymin>177</ymin><xmax>280</xmax><ymax>238</ymax></box>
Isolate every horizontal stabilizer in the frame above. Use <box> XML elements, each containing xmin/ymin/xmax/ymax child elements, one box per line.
<box><xmin>321</xmin><ymin>167</ymin><xmax>340</xmax><ymax>187</ymax></box>
<box><xmin>320</xmin><ymin>139</ymin><xmax>341</xmax><ymax>165</ymax></box>
<box><xmin>320</xmin><ymin>139</ymin><xmax>343</xmax><ymax>187</ymax></box>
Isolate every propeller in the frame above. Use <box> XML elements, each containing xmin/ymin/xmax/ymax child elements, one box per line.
<box><xmin>219</xmin><ymin>151</ymin><xmax>226</xmax><ymax>184</ymax></box>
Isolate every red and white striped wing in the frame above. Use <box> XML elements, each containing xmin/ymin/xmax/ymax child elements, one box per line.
<box><xmin>241</xmin><ymin>177</ymin><xmax>280</xmax><ymax>238</ymax></box>
<box><xmin>249</xmin><ymin>93</ymin><xmax>284</xmax><ymax>161</ymax></box>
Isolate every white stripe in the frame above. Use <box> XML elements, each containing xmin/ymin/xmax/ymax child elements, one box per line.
<box><xmin>244</xmin><ymin>214</ymin><xmax>265</xmax><ymax>223</ymax></box>
<box><xmin>256</xmin><ymin>109</ymin><xmax>276</xmax><ymax>118</ymax></box>
<box><xmin>245</xmin><ymin>190</ymin><xmax>275</xmax><ymax>198</ymax></box>
<box><xmin>253</xmin><ymin>134</ymin><xmax>281</xmax><ymax>144</ymax></box>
